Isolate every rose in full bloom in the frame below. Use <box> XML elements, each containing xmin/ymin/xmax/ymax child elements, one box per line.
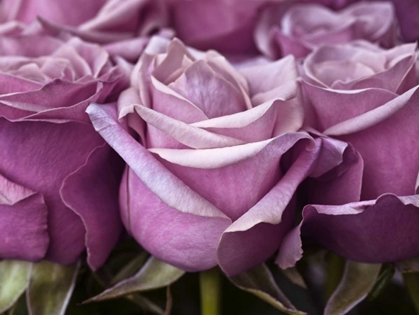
<box><xmin>87</xmin><ymin>36</ymin><xmax>353</xmax><ymax>276</ymax></box>
<box><xmin>277</xmin><ymin>41</ymin><xmax>419</xmax><ymax>268</ymax></box>
<box><xmin>0</xmin><ymin>34</ymin><xmax>125</xmax><ymax>269</ymax></box>
<box><xmin>0</xmin><ymin>0</ymin><xmax>169</xmax><ymax>61</ymax></box>
<box><xmin>256</xmin><ymin>1</ymin><xmax>397</xmax><ymax>59</ymax></box>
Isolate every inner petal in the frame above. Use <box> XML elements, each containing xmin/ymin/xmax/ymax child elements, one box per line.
<box><xmin>169</xmin><ymin>60</ymin><xmax>247</xmax><ymax>119</ymax></box>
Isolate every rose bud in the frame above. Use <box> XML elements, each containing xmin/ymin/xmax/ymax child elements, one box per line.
<box><xmin>0</xmin><ymin>34</ymin><xmax>124</xmax><ymax>269</ymax></box>
<box><xmin>277</xmin><ymin>41</ymin><xmax>419</xmax><ymax>268</ymax></box>
<box><xmin>256</xmin><ymin>1</ymin><xmax>397</xmax><ymax>59</ymax></box>
<box><xmin>87</xmin><ymin>36</ymin><xmax>355</xmax><ymax>276</ymax></box>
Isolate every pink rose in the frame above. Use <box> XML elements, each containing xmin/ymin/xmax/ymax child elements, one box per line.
<box><xmin>86</xmin><ymin>36</ymin><xmax>348</xmax><ymax>276</ymax></box>
<box><xmin>0</xmin><ymin>34</ymin><xmax>125</xmax><ymax>269</ymax></box>
<box><xmin>277</xmin><ymin>41</ymin><xmax>419</xmax><ymax>268</ymax></box>
<box><xmin>256</xmin><ymin>2</ymin><xmax>397</xmax><ymax>59</ymax></box>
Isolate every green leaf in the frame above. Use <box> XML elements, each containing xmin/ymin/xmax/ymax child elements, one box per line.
<box><xmin>403</xmin><ymin>272</ymin><xmax>419</xmax><ymax>311</ymax></box>
<box><xmin>109</xmin><ymin>252</ymin><xmax>149</xmax><ymax>286</ymax></box>
<box><xmin>0</xmin><ymin>260</ymin><xmax>31</xmax><ymax>313</ymax></box>
<box><xmin>84</xmin><ymin>256</ymin><xmax>184</xmax><ymax>303</ymax></box>
<box><xmin>229</xmin><ymin>264</ymin><xmax>306</xmax><ymax>315</ymax></box>
<box><xmin>281</xmin><ymin>267</ymin><xmax>307</xmax><ymax>289</ymax></box>
<box><xmin>325</xmin><ymin>261</ymin><xmax>381</xmax><ymax>315</ymax></box>
<box><xmin>27</xmin><ymin>260</ymin><xmax>80</xmax><ymax>315</ymax></box>
<box><xmin>367</xmin><ymin>264</ymin><xmax>394</xmax><ymax>301</ymax></box>
<box><xmin>125</xmin><ymin>294</ymin><xmax>165</xmax><ymax>315</ymax></box>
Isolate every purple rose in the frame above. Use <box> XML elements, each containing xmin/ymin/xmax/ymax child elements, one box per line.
<box><xmin>86</xmin><ymin>36</ymin><xmax>349</xmax><ymax>276</ymax></box>
<box><xmin>256</xmin><ymin>1</ymin><xmax>397</xmax><ymax>59</ymax></box>
<box><xmin>0</xmin><ymin>34</ymin><xmax>124</xmax><ymax>269</ymax></box>
<box><xmin>167</xmin><ymin>0</ymin><xmax>270</xmax><ymax>56</ymax></box>
<box><xmin>277</xmin><ymin>41</ymin><xmax>419</xmax><ymax>268</ymax></box>
<box><xmin>0</xmin><ymin>0</ymin><xmax>169</xmax><ymax>61</ymax></box>
<box><xmin>311</xmin><ymin>0</ymin><xmax>419</xmax><ymax>42</ymax></box>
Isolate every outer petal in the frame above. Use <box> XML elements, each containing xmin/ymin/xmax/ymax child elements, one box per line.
<box><xmin>150</xmin><ymin>133</ymin><xmax>311</xmax><ymax>220</ymax></box>
<box><xmin>307</xmin><ymin>137</ymin><xmax>364</xmax><ymax>205</ymax></box>
<box><xmin>14</xmin><ymin>0</ymin><xmax>107</xmax><ymax>26</ymax></box>
<box><xmin>217</xmin><ymin>137</ymin><xmax>318</xmax><ymax>276</ymax></box>
<box><xmin>302</xmin><ymin>83</ymin><xmax>397</xmax><ymax>131</ymax></box>
<box><xmin>87</xmin><ymin>103</ymin><xmax>231</xmax><ymax>271</ymax></box>
<box><xmin>0</xmin><ymin>117</ymin><xmax>104</xmax><ymax>265</ymax></box>
<box><xmin>120</xmin><ymin>167</ymin><xmax>231</xmax><ymax>271</ymax></box>
<box><xmin>60</xmin><ymin>144</ymin><xmax>123</xmax><ymax>270</ymax></box>
<box><xmin>276</xmin><ymin>136</ymin><xmax>364</xmax><ymax>268</ymax></box>
<box><xmin>0</xmin><ymin>79</ymin><xmax>99</xmax><ymax>122</ymax></box>
<box><xmin>301</xmin><ymin>194</ymin><xmax>419</xmax><ymax>263</ymax></box>
<box><xmin>0</xmin><ymin>174</ymin><xmax>49</xmax><ymax>261</ymax></box>
<box><xmin>0</xmin><ymin>34</ymin><xmax>62</xmax><ymax>57</ymax></box>
<box><xmin>329</xmin><ymin>87</ymin><xmax>419</xmax><ymax>199</ymax></box>
<box><xmin>22</xmin><ymin>0</ymin><xmax>168</xmax><ymax>44</ymax></box>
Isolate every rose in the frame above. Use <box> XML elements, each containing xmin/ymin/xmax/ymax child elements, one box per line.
<box><xmin>0</xmin><ymin>34</ymin><xmax>125</xmax><ymax>269</ymax></box>
<box><xmin>0</xmin><ymin>0</ymin><xmax>169</xmax><ymax>61</ymax></box>
<box><xmin>276</xmin><ymin>41</ymin><xmax>419</xmax><ymax>268</ymax></box>
<box><xmin>86</xmin><ymin>36</ymin><xmax>352</xmax><ymax>276</ymax></box>
<box><xmin>304</xmin><ymin>0</ymin><xmax>419</xmax><ymax>42</ymax></box>
<box><xmin>167</xmin><ymin>0</ymin><xmax>270</xmax><ymax>55</ymax></box>
<box><xmin>256</xmin><ymin>2</ymin><xmax>397</xmax><ymax>59</ymax></box>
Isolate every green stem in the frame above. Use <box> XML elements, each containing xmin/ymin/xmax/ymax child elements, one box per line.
<box><xmin>200</xmin><ymin>268</ymin><xmax>221</xmax><ymax>315</ymax></box>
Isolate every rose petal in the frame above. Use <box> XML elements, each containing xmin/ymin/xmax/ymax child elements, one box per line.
<box><xmin>302</xmin><ymin>194</ymin><xmax>419</xmax><ymax>262</ymax></box>
<box><xmin>151</xmin><ymin>133</ymin><xmax>311</xmax><ymax>221</ymax></box>
<box><xmin>0</xmin><ymin>174</ymin><xmax>49</xmax><ymax>261</ymax></box>
<box><xmin>302</xmin><ymin>82</ymin><xmax>397</xmax><ymax>131</ymax></box>
<box><xmin>60</xmin><ymin>144</ymin><xmax>123</xmax><ymax>270</ymax></box>
<box><xmin>277</xmin><ymin>137</ymin><xmax>364</xmax><ymax>269</ymax></box>
<box><xmin>169</xmin><ymin>60</ymin><xmax>247</xmax><ymax>118</ymax></box>
<box><xmin>120</xmin><ymin>167</ymin><xmax>231</xmax><ymax>272</ymax></box>
<box><xmin>14</xmin><ymin>0</ymin><xmax>107</xmax><ymax>26</ymax></box>
<box><xmin>86</xmin><ymin>103</ymin><xmax>229</xmax><ymax>219</ymax></box>
<box><xmin>277</xmin><ymin>194</ymin><xmax>419</xmax><ymax>268</ymax></box>
<box><xmin>134</xmin><ymin>104</ymin><xmax>245</xmax><ymax>149</ymax></box>
<box><xmin>0</xmin><ymin>117</ymin><xmax>104</xmax><ymax>265</ymax></box>
<box><xmin>0</xmin><ymin>79</ymin><xmax>98</xmax><ymax>116</ymax></box>
<box><xmin>218</xmin><ymin>138</ymin><xmax>319</xmax><ymax>276</ymax></box>
<box><xmin>337</xmin><ymin>87</ymin><xmax>419</xmax><ymax>199</ymax></box>
<box><xmin>191</xmin><ymin>100</ymin><xmax>279</xmax><ymax>143</ymax></box>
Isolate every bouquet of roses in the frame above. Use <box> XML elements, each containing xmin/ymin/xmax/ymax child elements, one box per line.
<box><xmin>0</xmin><ymin>0</ymin><xmax>418</xmax><ymax>314</ymax></box>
